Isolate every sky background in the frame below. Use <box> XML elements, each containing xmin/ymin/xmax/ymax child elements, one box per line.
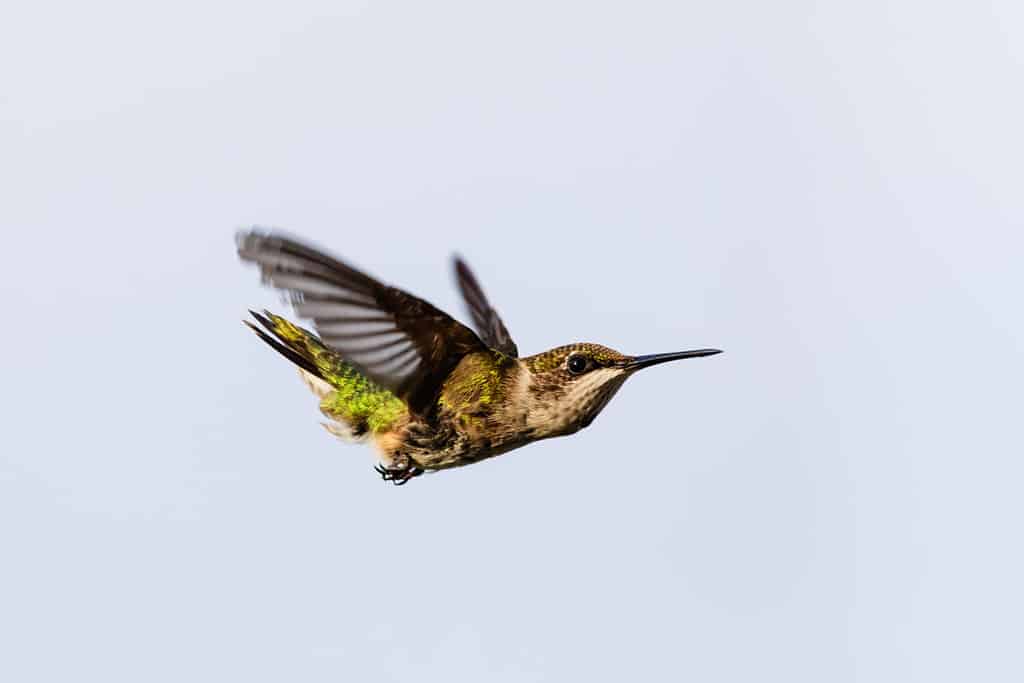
<box><xmin>2</xmin><ymin>2</ymin><xmax>1022</xmax><ymax>681</ymax></box>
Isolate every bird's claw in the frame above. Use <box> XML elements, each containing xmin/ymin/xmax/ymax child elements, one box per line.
<box><xmin>374</xmin><ymin>463</ymin><xmax>423</xmax><ymax>486</ymax></box>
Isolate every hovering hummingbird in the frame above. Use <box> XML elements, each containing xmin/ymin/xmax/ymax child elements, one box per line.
<box><xmin>238</xmin><ymin>230</ymin><xmax>721</xmax><ymax>485</ymax></box>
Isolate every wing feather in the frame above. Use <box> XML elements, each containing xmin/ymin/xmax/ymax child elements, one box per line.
<box><xmin>238</xmin><ymin>230</ymin><xmax>487</xmax><ymax>415</ymax></box>
<box><xmin>453</xmin><ymin>256</ymin><xmax>518</xmax><ymax>357</ymax></box>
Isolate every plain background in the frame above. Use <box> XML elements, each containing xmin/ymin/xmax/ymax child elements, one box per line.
<box><xmin>2</xmin><ymin>2</ymin><xmax>1022</xmax><ymax>681</ymax></box>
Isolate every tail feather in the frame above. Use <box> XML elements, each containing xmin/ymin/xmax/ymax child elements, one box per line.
<box><xmin>245</xmin><ymin>311</ymin><xmax>324</xmax><ymax>380</ymax></box>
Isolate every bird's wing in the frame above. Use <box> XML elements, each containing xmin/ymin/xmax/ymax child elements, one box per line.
<box><xmin>452</xmin><ymin>256</ymin><xmax>519</xmax><ymax>358</ymax></box>
<box><xmin>238</xmin><ymin>230</ymin><xmax>488</xmax><ymax>415</ymax></box>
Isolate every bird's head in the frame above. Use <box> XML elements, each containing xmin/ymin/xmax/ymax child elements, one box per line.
<box><xmin>521</xmin><ymin>343</ymin><xmax>721</xmax><ymax>438</ymax></box>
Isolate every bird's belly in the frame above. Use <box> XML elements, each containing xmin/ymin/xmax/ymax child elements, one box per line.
<box><xmin>402</xmin><ymin>422</ymin><xmax>533</xmax><ymax>471</ymax></box>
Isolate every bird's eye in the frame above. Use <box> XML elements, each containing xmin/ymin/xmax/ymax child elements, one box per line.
<box><xmin>567</xmin><ymin>354</ymin><xmax>589</xmax><ymax>375</ymax></box>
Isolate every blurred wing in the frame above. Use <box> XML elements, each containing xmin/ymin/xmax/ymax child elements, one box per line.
<box><xmin>453</xmin><ymin>256</ymin><xmax>518</xmax><ymax>358</ymax></box>
<box><xmin>238</xmin><ymin>230</ymin><xmax>487</xmax><ymax>415</ymax></box>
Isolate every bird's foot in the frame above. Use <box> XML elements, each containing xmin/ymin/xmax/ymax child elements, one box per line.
<box><xmin>374</xmin><ymin>463</ymin><xmax>423</xmax><ymax>486</ymax></box>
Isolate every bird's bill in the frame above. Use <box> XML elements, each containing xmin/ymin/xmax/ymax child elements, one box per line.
<box><xmin>622</xmin><ymin>349</ymin><xmax>722</xmax><ymax>371</ymax></box>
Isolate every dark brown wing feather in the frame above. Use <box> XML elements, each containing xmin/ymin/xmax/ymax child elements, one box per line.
<box><xmin>453</xmin><ymin>256</ymin><xmax>518</xmax><ymax>358</ymax></box>
<box><xmin>238</xmin><ymin>230</ymin><xmax>487</xmax><ymax>415</ymax></box>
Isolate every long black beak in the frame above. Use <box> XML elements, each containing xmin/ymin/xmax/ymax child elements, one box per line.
<box><xmin>623</xmin><ymin>349</ymin><xmax>722</xmax><ymax>371</ymax></box>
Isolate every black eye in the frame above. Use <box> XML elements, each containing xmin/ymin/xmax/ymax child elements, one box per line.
<box><xmin>567</xmin><ymin>355</ymin><xmax>589</xmax><ymax>375</ymax></box>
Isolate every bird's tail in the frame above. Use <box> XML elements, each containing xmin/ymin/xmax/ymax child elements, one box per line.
<box><xmin>245</xmin><ymin>310</ymin><xmax>331</xmax><ymax>381</ymax></box>
<box><xmin>245</xmin><ymin>310</ymin><xmax>406</xmax><ymax>440</ymax></box>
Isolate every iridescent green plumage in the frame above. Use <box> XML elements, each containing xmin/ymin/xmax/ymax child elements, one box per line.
<box><xmin>247</xmin><ymin>311</ymin><xmax>407</xmax><ymax>438</ymax></box>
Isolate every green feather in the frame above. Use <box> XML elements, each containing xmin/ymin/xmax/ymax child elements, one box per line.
<box><xmin>249</xmin><ymin>311</ymin><xmax>407</xmax><ymax>434</ymax></box>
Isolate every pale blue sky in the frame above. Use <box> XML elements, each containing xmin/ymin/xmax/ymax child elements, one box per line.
<box><xmin>2</xmin><ymin>2</ymin><xmax>1022</xmax><ymax>681</ymax></box>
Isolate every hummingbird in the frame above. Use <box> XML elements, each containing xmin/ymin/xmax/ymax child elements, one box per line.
<box><xmin>237</xmin><ymin>230</ymin><xmax>721</xmax><ymax>485</ymax></box>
